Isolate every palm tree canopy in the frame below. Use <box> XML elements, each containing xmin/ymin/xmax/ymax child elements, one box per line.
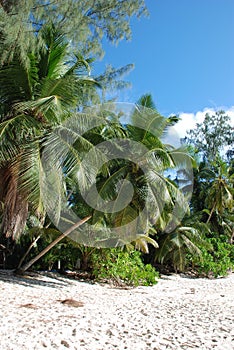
<box><xmin>0</xmin><ymin>24</ymin><xmax>97</xmax><ymax>241</ymax></box>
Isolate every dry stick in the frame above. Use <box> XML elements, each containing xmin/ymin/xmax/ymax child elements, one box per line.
<box><xmin>17</xmin><ymin>216</ymin><xmax>91</xmax><ymax>274</ymax></box>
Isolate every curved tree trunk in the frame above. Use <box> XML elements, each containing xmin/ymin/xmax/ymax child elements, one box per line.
<box><xmin>16</xmin><ymin>216</ymin><xmax>91</xmax><ymax>274</ymax></box>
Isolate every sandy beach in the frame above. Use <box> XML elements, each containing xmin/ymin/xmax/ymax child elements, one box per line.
<box><xmin>0</xmin><ymin>271</ymin><xmax>233</xmax><ymax>350</ymax></box>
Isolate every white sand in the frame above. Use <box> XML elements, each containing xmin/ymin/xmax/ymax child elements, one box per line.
<box><xmin>0</xmin><ymin>271</ymin><xmax>233</xmax><ymax>350</ymax></box>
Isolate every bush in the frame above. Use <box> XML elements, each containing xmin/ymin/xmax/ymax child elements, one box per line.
<box><xmin>90</xmin><ymin>248</ymin><xmax>159</xmax><ymax>286</ymax></box>
<box><xmin>192</xmin><ymin>235</ymin><xmax>234</xmax><ymax>277</ymax></box>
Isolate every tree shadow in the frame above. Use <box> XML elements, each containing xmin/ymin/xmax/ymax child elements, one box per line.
<box><xmin>0</xmin><ymin>270</ymin><xmax>73</xmax><ymax>289</ymax></box>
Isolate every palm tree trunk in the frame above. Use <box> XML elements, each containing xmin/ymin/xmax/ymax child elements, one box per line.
<box><xmin>16</xmin><ymin>216</ymin><xmax>91</xmax><ymax>274</ymax></box>
<box><xmin>0</xmin><ymin>166</ymin><xmax>28</xmax><ymax>243</ymax></box>
<box><xmin>229</xmin><ymin>229</ymin><xmax>234</xmax><ymax>244</ymax></box>
<box><xmin>206</xmin><ymin>200</ymin><xmax>217</xmax><ymax>224</ymax></box>
<box><xmin>17</xmin><ymin>235</ymin><xmax>41</xmax><ymax>269</ymax></box>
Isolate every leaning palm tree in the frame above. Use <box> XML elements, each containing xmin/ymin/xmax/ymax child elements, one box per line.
<box><xmin>0</xmin><ymin>24</ymin><xmax>97</xmax><ymax>244</ymax></box>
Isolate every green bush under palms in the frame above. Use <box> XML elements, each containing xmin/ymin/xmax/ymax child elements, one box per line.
<box><xmin>91</xmin><ymin>248</ymin><xmax>159</xmax><ymax>286</ymax></box>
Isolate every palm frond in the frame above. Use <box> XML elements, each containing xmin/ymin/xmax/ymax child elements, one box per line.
<box><xmin>134</xmin><ymin>234</ymin><xmax>158</xmax><ymax>253</ymax></box>
<box><xmin>155</xmin><ymin>233</ymin><xmax>174</xmax><ymax>264</ymax></box>
<box><xmin>0</xmin><ymin>53</ymin><xmax>39</xmax><ymax>109</ymax></box>
<box><xmin>137</xmin><ymin>94</ymin><xmax>157</xmax><ymax>110</ymax></box>
<box><xmin>17</xmin><ymin>141</ymin><xmax>45</xmax><ymax>215</ymax></box>
<box><xmin>39</xmin><ymin>24</ymin><xmax>69</xmax><ymax>79</ymax></box>
<box><xmin>0</xmin><ymin>115</ymin><xmax>41</xmax><ymax>163</ymax></box>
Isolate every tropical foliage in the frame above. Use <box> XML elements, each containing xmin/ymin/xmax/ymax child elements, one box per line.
<box><xmin>0</xmin><ymin>0</ymin><xmax>147</xmax><ymax>64</ymax></box>
<box><xmin>0</xmin><ymin>24</ymin><xmax>96</xmax><ymax>244</ymax></box>
<box><xmin>185</xmin><ymin>110</ymin><xmax>233</xmax><ymax>163</ymax></box>
<box><xmin>0</xmin><ymin>1</ymin><xmax>233</xmax><ymax>281</ymax></box>
<box><xmin>90</xmin><ymin>249</ymin><xmax>159</xmax><ymax>286</ymax></box>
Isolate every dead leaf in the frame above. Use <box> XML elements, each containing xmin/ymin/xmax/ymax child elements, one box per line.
<box><xmin>59</xmin><ymin>299</ymin><xmax>84</xmax><ymax>307</ymax></box>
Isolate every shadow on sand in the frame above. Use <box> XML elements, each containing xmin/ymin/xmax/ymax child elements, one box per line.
<box><xmin>0</xmin><ymin>270</ymin><xmax>73</xmax><ymax>289</ymax></box>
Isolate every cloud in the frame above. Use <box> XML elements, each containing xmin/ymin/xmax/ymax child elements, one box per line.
<box><xmin>163</xmin><ymin>107</ymin><xmax>234</xmax><ymax>147</ymax></box>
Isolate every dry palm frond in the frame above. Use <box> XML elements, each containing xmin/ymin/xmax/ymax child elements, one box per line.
<box><xmin>59</xmin><ymin>299</ymin><xmax>84</xmax><ymax>307</ymax></box>
<box><xmin>19</xmin><ymin>303</ymin><xmax>38</xmax><ymax>309</ymax></box>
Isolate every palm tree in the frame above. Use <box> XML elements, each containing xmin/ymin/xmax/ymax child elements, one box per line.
<box><xmin>0</xmin><ymin>24</ymin><xmax>97</xmax><ymax>246</ymax></box>
<box><xmin>11</xmin><ymin>94</ymin><xmax>194</xmax><ymax>271</ymax></box>
<box><xmin>204</xmin><ymin>159</ymin><xmax>233</xmax><ymax>224</ymax></box>
<box><xmin>154</xmin><ymin>158</ymin><xmax>233</xmax><ymax>273</ymax></box>
<box><xmin>154</xmin><ymin>220</ymin><xmax>209</xmax><ymax>272</ymax></box>
<box><xmin>62</xmin><ymin>97</ymin><xmax>193</xmax><ymax>251</ymax></box>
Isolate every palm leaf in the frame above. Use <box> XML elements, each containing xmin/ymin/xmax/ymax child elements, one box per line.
<box><xmin>134</xmin><ymin>234</ymin><xmax>158</xmax><ymax>253</ymax></box>
<box><xmin>0</xmin><ymin>53</ymin><xmax>39</xmax><ymax>109</ymax></box>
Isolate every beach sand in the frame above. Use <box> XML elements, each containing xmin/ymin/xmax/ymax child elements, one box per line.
<box><xmin>0</xmin><ymin>271</ymin><xmax>233</xmax><ymax>350</ymax></box>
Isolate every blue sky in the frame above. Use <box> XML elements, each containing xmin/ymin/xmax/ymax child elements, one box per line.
<box><xmin>94</xmin><ymin>0</ymin><xmax>234</xmax><ymax>119</ymax></box>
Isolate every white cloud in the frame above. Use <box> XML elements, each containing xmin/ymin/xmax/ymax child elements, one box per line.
<box><xmin>163</xmin><ymin>107</ymin><xmax>234</xmax><ymax>148</ymax></box>
<box><xmin>172</xmin><ymin>106</ymin><xmax>234</xmax><ymax>139</ymax></box>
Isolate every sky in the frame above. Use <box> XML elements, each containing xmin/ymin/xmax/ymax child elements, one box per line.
<box><xmin>94</xmin><ymin>0</ymin><xmax>234</xmax><ymax>135</ymax></box>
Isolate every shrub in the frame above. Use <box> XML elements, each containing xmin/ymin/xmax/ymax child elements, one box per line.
<box><xmin>192</xmin><ymin>235</ymin><xmax>234</xmax><ymax>277</ymax></box>
<box><xmin>90</xmin><ymin>248</ymin><xmax>159</xmax><ymax>286</ymax></box>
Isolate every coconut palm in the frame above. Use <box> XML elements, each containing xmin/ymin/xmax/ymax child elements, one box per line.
<box><xmin>0</xmin><ymin>24</ymin><xmax>97</xmax><ymax>244</ymax></box>
<box><xmin>12</xmin><ymin>95</ymin><xmax>194</xmax><ymax>271</ymax></box>
<box><xmin>204</xmin><ymin>159</ymin><xmax>233</xmax><ymax>224</ymax></box>
<box><xmin>154</xmin><ymin>158</ymin><xmax>233</xmax><ymax>272</ymax></box>
<box><xmin>154</xmin><ymin>220</ymin><xmax>209</xmax><ymax>272</ymax></box>
<box><xmin>62</xmin><ymin>97</ymin><xmax>193</xmax><ymax>251</ymax></box>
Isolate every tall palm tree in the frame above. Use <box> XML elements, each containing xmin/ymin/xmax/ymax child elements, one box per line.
<box><xmin>204</xmin><ymin>159</ymin><xmax>233</xmax><ymax>224</ymax></box>
<box><xmin>0</xmin><ymin>24</ymin><xmax>97</xmax><ymax>245</ymax></box>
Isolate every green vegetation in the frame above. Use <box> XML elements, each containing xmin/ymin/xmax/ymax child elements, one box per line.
<box><xmin>91</xmin><ymin>249</ymin><xmax>159</xmax><ymax>286</ymax></box>
<box><xmin>185</xmin><ymin>111</ymin><xmax>233</xmax><ymax>163</ymax></box>
<box><xmin>0</xmin><ymin>0</ymin><xmax>147</xmax><ymax>64</ymax></box>
<box><xmin>191</xmin><ymin>236</ymin><xmax>234</xmax><ymax>278</ymax></box>
<box><xmin>0</xmin><ymin>1</ymin><xmax>233</xmax><ymax>282</ymax></box>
